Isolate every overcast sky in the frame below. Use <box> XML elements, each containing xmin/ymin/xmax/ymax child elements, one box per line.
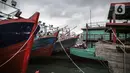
<box><xmin>0</xmin><ymin>0</ymin><xmax>129</xmax><ymax>34</ymax></box>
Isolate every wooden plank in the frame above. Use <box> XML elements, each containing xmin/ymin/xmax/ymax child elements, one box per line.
<box><xmin>95</xmin><ymin>41</ymin><xmax>130</xmax><ymax>64</ymax></box>
<box><xmin>95</xmin><ymin>41</ymin><xmax>117</xmax><ymax>53</ymax></box>
<box><xmin>95</xmin><ymin>41</ymin><xmax>130</xmax><ymax>73</ymax></box>
<box><xmin>96</xmin><ymin>52</ymin><xmax>130</xmax><ymax>64</ymax></box>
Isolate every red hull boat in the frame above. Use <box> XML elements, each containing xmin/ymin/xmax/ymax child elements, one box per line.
<box><xmin>31</xmin><ymin>31</ymin><xmax>59</xmax><ymax>57</ymax></box>
<box><xmin>31</xmin><ymin>44</ymin><xmax>54</xmax><ymax>57</ymax></box>
<box><xmin>0</xmin><ymin>12</ymin><xmax>40</xmax><ymax>73</ymax></box>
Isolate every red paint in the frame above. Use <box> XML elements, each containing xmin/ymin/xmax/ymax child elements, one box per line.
<box><xmin>0</xmin><ymin>18</ymin><xmax>34</xmax><ymax>25</ymax></box>
<box><xmin>106</xmin><ymin>23</ymin><xmax>130</xmax><ymax>26</ymax></box>
<box><xmin>0</xmin><ymin>41</ymin><xmax>28</xmax><ymax>73</ymax></box>
<box><xmin>35</xmin><ymin>70</ymin><xmax>39</xmax><ymax>73</ymax></box>
<box><xmin>22</xmin><ymin>12</ymin><xmax>39</xmax><ymax>73</ymax></box>
<box><xmin>0</xmin><ymin>12</ymin><xmax>40</xmax><ymax>73</ymax></box>
<box><xmin>74</xmin><ymin>35</ymin><xmax>80</xmax><ymax>38</ymax></box>
<box><xmin>31</xmin><ymin>31</ymin><xmax>59</xmax><ymax>57</ymax></box>
<box><xmin>111</xmin><ymin>2</ymin><xmax>130</xmax><ymax>6</ymax></box>
<box><xmin>112</xmin><ymin>28</ymin><xmax>116</xmax><ymax>43</ymax></box>
<box><xmin>54</xmin><ymin>30</ymin><xmax>60</xmax><ymax>37</ymax></box>
<box><xmin>31</xmin><ymin>45</ymin><xmax>54</xmax><ymax>57</ymax></box>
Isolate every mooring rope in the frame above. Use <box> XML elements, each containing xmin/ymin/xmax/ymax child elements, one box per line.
<box><xmin>111</xmin><ymin>28</ymin><xmax>127</xmax><ymax>54</ymax></box>
<box><xmin>97</xmin><ymin>60</ymin><xmax>113</xmax><ymax>73</ymax></box>
<box><xmin>98</xmin><ymin>28</ymin><xmax>127</xmax><ymax>73</ymax></box>
<box><xmin>97</xmin><ymin>45</ymin><xmax>113</xmax><ymax>73</ymax></box>
<box><xmin>58</xmin><ymin>38</ymin><xmax>85</xmax><ymax>73</ymax></box>
<box><xmin>0</xmin><ymin>25</ymin><xmax>38</xmax><ymax>68</ymax></box>
<box><xmin>111</xmin><ymin>28</ymin><xmax>127</xmax><ymax>73</ymax></box>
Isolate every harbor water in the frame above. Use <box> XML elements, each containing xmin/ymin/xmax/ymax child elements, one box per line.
<box><xmin>27</xmin><ymin>53</ymin><xmax>109</xmax><ymax>73</ymax></box>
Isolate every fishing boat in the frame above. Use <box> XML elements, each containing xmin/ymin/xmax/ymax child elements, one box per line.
<box><xmin>54</xmin><ymin>35</ymin><xmax>79</xmax><ymax>52</ymax></box>
<box><xmin>0</xmin><ymin>8</ymin><xmax>40</xmax><ymax>73</ymax></box>
<box><xmin>31</xmin><ymin>30</ymin><xmax>59</xmax><ymax>57</ymax></box>
<box><xmin>52</xmin><ymin>25</ymin><xmax>78</xmax><ymax>53</ymax></box>
<box><xmin>70</xmin><ymin>47</ymin><xmax>105</xmax><ymax>61</ymax></box>
<box><xmin>95</xmin><ymin>2</ymin><xmax>130</xmax><ymax>73</ymax></box>
<box><xmin>70</xmin><ymin>23</ymin><xmax>109</xmax><ymax>61</ymax></box>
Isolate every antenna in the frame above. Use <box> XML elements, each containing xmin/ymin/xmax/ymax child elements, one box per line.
<box><xmin>90</xmin><ymin>9</ymin><xmax>92</xmax><ymax>27</ymax></box>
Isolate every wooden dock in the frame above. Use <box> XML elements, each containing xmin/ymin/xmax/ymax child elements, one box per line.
<box><xmin>95</xmin><ymin>41</ymin><xmax>130</xmax><ymax>73</ymax></box>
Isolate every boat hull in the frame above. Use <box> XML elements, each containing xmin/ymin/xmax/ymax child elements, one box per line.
<box><xmin>53</xmin><ymin>37</ymin><xmax>78</xmax><ymax>52</ymax></box>
<box><xmin>70</xmin><ymin>48</ymin><xmax>105</xmax><ymax>61</ymax></box>
<box><xmin>0</xmin><ymin>39</ymin><xmax>33</xmax><ymax>73</ymax></box>
<box><xmin>31</xmin><ymin>37</ymin><xmax>56</xmax><ymax>57</ymax></box>
<box><xmin>31</xmin><ymin>44</ymin><xmax>53</xmax><ymax>57</ymax></box>
<box><xmin>0</xmin><ymin>12</ymin><xmax>40</xmax><ymax>73</ymax></box>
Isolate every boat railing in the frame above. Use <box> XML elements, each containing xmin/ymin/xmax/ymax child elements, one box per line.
<box><xmin>0</xmin><ymin>0</ymin><xmax>20</xmax><ymax>19</ymax></box>
<box><xmin>58</xmin><ymin>33</ymin><xmax>76</xmax><ymax>41</ymax></box>
<box><xmin>87</xmin><ymin>34</ymin><xmax>110</xmax><ymax>41</ymax></box>
<box><xmin>87</xmin><ymin>34</ymin><xmax>130</xmax><ymax>41</ymax></box>
<box><xmin>87</xmin><ymin>21</ymin><xmax>107</xmax><ymax>28</ymax></box>
<box><xmin>0</xmin><ymin>0</ymin><xmax>18</xmax><ymax>10</ymax></box>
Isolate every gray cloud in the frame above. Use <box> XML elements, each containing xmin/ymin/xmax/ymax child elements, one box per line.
<box><xmin>1</xmin><ymin>0</ymin><xmax>129</xmax><ymax>33</ymax></box>
<box><xmin>17</xmin><ymin>0</ymin><xmax>129</xmax><ymax>19</ymax></box>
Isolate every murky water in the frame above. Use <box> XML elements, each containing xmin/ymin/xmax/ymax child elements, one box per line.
<box><xmin>27</xmin><ymin>54</ymin><xmax>109</xmax><ymax>73</ymax></box>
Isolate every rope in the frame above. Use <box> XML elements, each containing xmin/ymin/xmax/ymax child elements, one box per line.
<box><xmin>97</xmin><ymin>60</ymin><xmax>113</xmax><ymax>73</ymax></box>
<box><xmin>95</xmin><ymin>27</ymin><xmax>127</xmax><ymax>73</ymax></box>
<box><xmin>98</xmin><ymin>28</ymin><xmax>127</xmax><ymax>73</ymax></box>
<box><xmin>0</xmin><ymin>25</ymin><xmax>38</xmax><ymax>68</ymax></box>
<box><xmin>111</xmin><ymin>28</ymin><xmax>127</xmax><ymax>54</ymax></box>
<box><xmin>111</xmin><ymin>28</ymin><xmax>126</xmax><ymax>73</ymax></box>
<box><xmin>58</xmin><ymin>38</ymin><xmax>85</xmax><ymax>73</ymax></box>
<box><xmin>96</xmin><ymin>42</ymin><xmax>113</xmax><ymax>73</ymax></box>
<box><xmin>95</xmin><ymin>39</ymin><xmax>113</xmax><ymax>73</ymax></box>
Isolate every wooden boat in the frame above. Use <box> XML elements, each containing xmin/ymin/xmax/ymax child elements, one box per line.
<box><xmin>70</xmin><ymin>47</ymin><xmax>105</xmax><ymax>61</ymax></box>
<box><xmin>69</xmin><ymin>22</ymin><xmax>108</xmax><ymax>61</ymax></box>
<box><xmin>0</xmin><ymin>12</ymin><xmax>40</xmax><ymax>73</ymax></box>
<box><xmin>31</xmin><ymin>31</ymin><xmax>59</xmax><ymax>57</ymax></box>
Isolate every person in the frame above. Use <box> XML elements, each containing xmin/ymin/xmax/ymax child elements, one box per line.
<box><xmin>82</xmin><ymin>40</ymin><xmax>86</xmax><ymax>49</ymax></box>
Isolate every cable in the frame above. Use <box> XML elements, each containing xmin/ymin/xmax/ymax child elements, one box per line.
<box><xmin>111</xmin><ymin>28</ymin><xmax>127</xmax><ymax>54</ymax></box>
<box><xmin>98</xmin><ymin>27</ymin><xmax>127</xmax><ymax>73</ymax></box>
<box><xmin>0</xmin><ymin>25</ymin><xmax>38</xmax><ymax>68</ymax></box>
<box><xmin>97</xmin><ymin>60</ymin><xmax>113</xmax><ymax>73</ymax></box>
<box><xmin>111</xmin><ymin>28</ymin><xmax>126</xmax><ymax>73</ymax></box>
<box><xmin>58</xmin><ymin>38</ymin><xmax>85</xmax><ymax>73</ymax></box>
<box><xmin>95</xmin><ymin>40</ymin><xmax>113</xmax><ymax>73</ymax></box>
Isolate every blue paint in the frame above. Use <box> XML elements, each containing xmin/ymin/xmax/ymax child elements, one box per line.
<box><xmin>32</xmin><ymin>37</ymin><xmax>56</xmax><ymax>50</ymax></box>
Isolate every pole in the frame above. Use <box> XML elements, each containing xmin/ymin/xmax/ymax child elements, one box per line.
<box><xmin>90</xmin><ymin>9</ymin><xmax>91</xmax><ymax>27</ymax></box>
